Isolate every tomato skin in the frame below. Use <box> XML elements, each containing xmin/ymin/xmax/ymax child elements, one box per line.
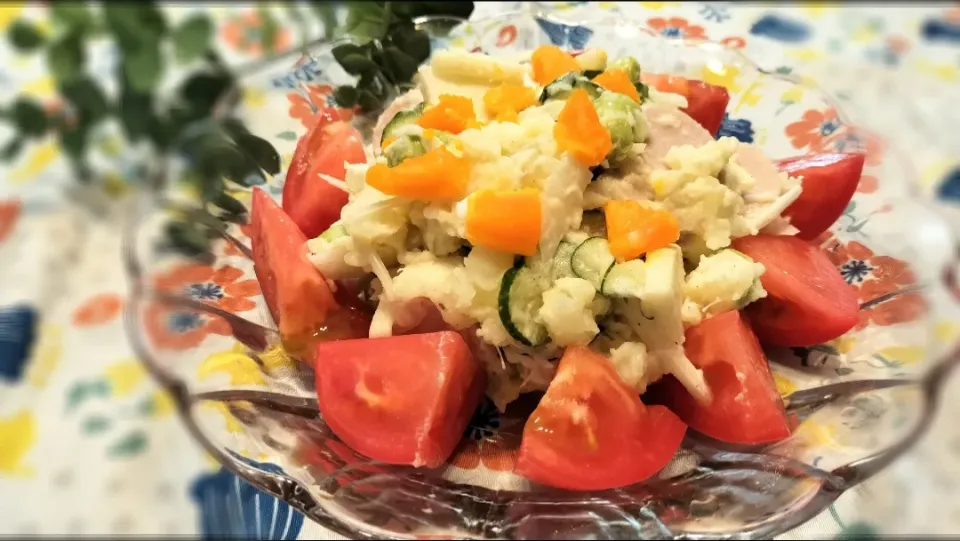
<box><xmin>642</xmin><ymin>74</ymin><xmax>730</xmax><ymax>136</ymax></box>
<box><xmin>777</xmin><ymin>153</ymin><xmax>866</xmax><ymax>240</ymax></box>
<box><xmin>645</xmin><ymin>311</ymin><xmax>791</xmax><ymax>445</ymax></box>
<box><xmin>732</xmin><ymin>235</ymin><xmax>860</xmax><ymax>347</ymax></box>
<box><xmin>282</xmin><ymin>120</ymin><xmax>366</xmax><ymax>239</ymax></box>
<box><xmin>515</xmin><ymin>346</ymin><xmax>686</xmax><ymax>491</ymax></box>
<box><xmin>314</xmin><ymin>331</ymin><xmax>486</xmax><ymax>468</ymax></box>
<box><xmin>250</xmin><ymin>187</ymin><xmax>338</xmax><ymax>346</ymax></box>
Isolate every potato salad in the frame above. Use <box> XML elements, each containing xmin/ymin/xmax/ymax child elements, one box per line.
<box><xmin>304</xmin><ymin>46</ymin><xmax>804</xmax><ymax>411</ymax></box>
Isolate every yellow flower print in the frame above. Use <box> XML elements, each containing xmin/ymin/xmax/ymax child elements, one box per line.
<box><xmin>242</xmin><ymin>87</ymin><xmax>267</xmax><ymax>109</ymax></box>
<box><xmin>637</xmin><ymin>1</ymin><xmax>681</xmax><ymax>10</ymax></box>
<box><xmin>787</xmin><ymin>47</ymin><xmax>826</xmax><ymax>63</ymax></box>
<box><xmin>797</xmin><ymin>2</ymin><xmax>839</xmax><ymax>18</ymax></box>
<box><xmin>700</xmin><ymin>63</ymin><xmax>742</xmax><ymax>93</ymax></box>
<box><xmin>851</xmin><ymin>24</ymin><xmax>878</xmax><ymax>44</ymax></box>
<box><xmin>934</xmin><ymin>320</ymin><xmax>960</xmax><ymax>345</ymax></box>
<box><xmin>148</xmin><ymin>390</ymin><xmax>175</xmax><ymax>418</ymax></box>
<box><xmin>830</xmin><ymin>335</ymin><xmax>857</xmax><ymax>355</ymax></box>
<box><xmin>20</xmin><ymin>77</ymin><xmax>55</xmax><ymax>99</ymax></box>
<box><xmin>0</xmin><ymin>410</ymin><xmax>37</xmax><ymax>477</ymax></box>
<box><xmin>201</xmin><ymin>401</ymin><xmax>249</xmax><ymax>434</ymax></box>
<box><xmin>773</xmin><ymin>373</ymin><xmax>797</xmax><ymax>398</ymax></box>
<box><xmin>27</xmin><ymin>324</ymin><xmax>62</xmax><ymax>389</ymax></box>
<box><xmin>259</xmin><ymin>343</ymin><xmax>298</xmax><ymax>373</ymax></box>
<box><xmin>876</xmin><ymin>346</ymin><xmax>926</xmax><ymax>366</ymax></box>
<box><xmin>105</xmin><ymin>359</ymin><xmax>147</xmax><ymax>397</ymax></box>
<box><xmin>780</xmin><ymin>84</ymin><xmax>805</xmax><ymax>105</ymax></box>
<box><xmin>197</xmin><ymin>343</ymin><xmax>266</xmax><ymax>386</ymax></box>
<box><xmin>913</xmin><ymin>60</ymin><xmax>959</xmax><ymax>83</ymax></box>
<box><xmin>9</xmin><ymin>140</ymin><xmax>61</xmax><ymax>185</ymax></box>
<box><xmin>794</xmin><ymin>420</ymin><xmax>839</xmax><ymax>450</ymax></box>
<box><xmin>0</xmin><ymin>3</ymin><xmax>24</xmax><ymax>28</ymax></box>
<box><xmin>921</xmin><ymin>159</ymin><xmax>957</xmax><ymax>189</ymax></box>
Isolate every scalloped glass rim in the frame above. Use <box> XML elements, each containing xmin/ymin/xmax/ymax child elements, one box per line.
<box><xmin>123</xmin><ymin>12</ymin><xmax>960</xmax><ymax>540</ymax></box>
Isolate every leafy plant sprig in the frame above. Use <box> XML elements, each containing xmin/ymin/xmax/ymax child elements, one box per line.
<box><xmin>1</xmin><ymin>2</ymin><xmax>473</xmax><ymax>256</ymax></box>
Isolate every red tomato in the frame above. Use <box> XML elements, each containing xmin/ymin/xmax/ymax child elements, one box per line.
<box><xmin>514</xmin><ymin>346</ymin><xmax>686</xmax><ymax>490</ymax></box>
<box><xmin>282</xmin><ymin>119</ymin><xmax>367</xmax><ymax>239</ymax></box>
<box><xmin>732</xmin><ymin>235</ymin><xmax>860</xmax><ymax>347</ymax></box>
<box><xmin>777</xmin><ymin>153</ymin><xmax>866</xmax><ymax>240</ymax></box>
<box><xmin>645</xmin><ymin>311</ymin><xmax>790</xmax><ymax>445</ymax></box>
<box><xmin>250</xmin><ymin>187</ymin><xmax>340</xmax><ymax>352</ymax></box>
<box><xmin>642</xmin><ymin>73</ymin><xmax>730</xmax><ymax>135</ymax></box>
<box><xmin>314</xmin><ymin>331</ymin><xmax>486</xmax><ymax>468</ymax></box>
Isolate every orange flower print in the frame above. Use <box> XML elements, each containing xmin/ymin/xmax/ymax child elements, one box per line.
<box><xmin>220</xmin><ymin>223</ymin><xmax>253</xmax><ymax>258</ymax></box>
<box><xmin>450</xmin><ymin>400</ymin><xmax>520</xmax><ymax>471</ymax></box>
<box><xmin>857</xmin><ymin>174</ymin><xmax>878</xmax><ymax>194</ymax></box>
<box><xmin>721</xmin><ymin>36</ymin><xmax>746</xmax><ymax>49</ymax></box>
<box><xmin>496</xmin><ymin>25</ymin><xmax>518</xmax><ymax>48</ymax></box>
<box><xmin>784</xmin><ymin>108</ymin><xmax>841</xmax><ymax>150</ymax></box>
<box><xmin>146</xmin><ymin>263</ymin><xmax>260</xmax><ymax>350</ymax></box>
<box><xmin>73</xmin><ymin>293</ymin><xmax>123</xmax><ymax>327</ymax></box>
<box><xmin>0</xmin><ymin>199</ymin><xmax>21</xmax><ymax>244</ymax></box>
<box><xmin>647</xmin><ymin>17</ymin><xmax>707</xmax><ymax>40</ymax></box>
<box><xmin>820</xmin><ymin>128</ymin><xmax>885</xmax><ymax>166</ymax></box>
<box><xmin>817</xmin><ymin>233</ymin><xmax>926</xmax><ymax>329</ymax></box>
<box><xmin>221</xmin><ymin>11</ymin><xmax>292</xmax><ymax>56</ymax></box>
<box><xmin>287</xmin><ymin>84</ymin><xmax>356</xmax><ymax>130</ymax></box>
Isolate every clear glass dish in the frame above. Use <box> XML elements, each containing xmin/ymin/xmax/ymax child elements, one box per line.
<box><xmin>124</xmin><ymin>11</ymin><xmax>960</xmax><ymax>539</ymax></box>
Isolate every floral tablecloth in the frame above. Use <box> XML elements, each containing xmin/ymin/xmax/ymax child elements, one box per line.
<box><xmin>1</xmin><ymin>2</ymin><xmax>959</xmax><ymax>538</ymax></box>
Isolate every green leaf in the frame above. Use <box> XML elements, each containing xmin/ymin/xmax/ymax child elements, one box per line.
<box><xmin>179</xmin><ymin>72</ymin><xmax>234</xmax><ymax>118</ymax></box>
<box><xmin>165</xmin><ymin>221</ymin><xmax>210</xmax><ymax>256</ymax></box>
<box><xmin>382</xmin><ymin>46</ymin><xmax>419</xmax><ymax>83</ymax></box>
<box><xmin>108</xmin><ymin>431</ymin><xmax>148</xmax><ymax>458</ymax></box>
<box><xmin>0</xmin><ymin>137</ymin><xmax>24</xmax><ymax>161</ymax></box>
<box><xmin>47</xmin><ymin>33</ymin><xmax>85</xmax><ymax>84</ymax></box>
<box><xmin>11</xmin><ymin>98</ymin><xmax>48</xmax><ymax>137</ymax></box>
<box><xmin>392</xmin><ymin>1</ymin><xmax>475</xmax><ymax>20</ymax></box>
<box><xmin>59</xmin><ymin>76</ymin><xmax>109</xmax><ymax>125</ymax></box>
<box><xmin>8</xmin><ymin>19</ymin><xmax>45</xmax><ymax>51</ymax></box>
<box><xmin>123</xmin><ymin>44</ymin><xmax>163</xmax><ymax>93</ymax></box>
<box><xmin>82</xmin><ymin>415</ymin><xmax>111</xmax><ymax>435</ymax></box>
<box><xmin>50</xmin><ymin>4</ymin><xmax>94</xmax><ymax>31</ymax></box>
<box><xmin>331</xmin><ymin>43</ymin><xmax>365</xmax><ymax>65</ymax></box>
<box><xmin>339</xmin><ymin>53</ymin><xmax>378</xmax><ymax>75</ymax></box>
<box><xmin>311</xmin><ymin>3</ymin><xmax>339</xmax><ymax>39</ymax></box>
<box><xmin>343</xmin><ymin>2</ymin><xmax>389</xmax><ymax>43</ymax></box>
<box><xmin>234</xmin><ymin>133</ymin><xmax>281</xmax><ymax>175</ymax></box>
<box><xmin>211</xmin><ymin>192</ymin><xmax>247</xmax><ymax>216</ymax></box>
<box><xmin>276</xmin><ymin>130</ymin><xmax>298</xmax><ymax>141</ymax></box>
<box><xmin>390</xmin><ymin>26</ymin><xmax>431</xmax><ymax>64</ymax></box>
<box><xmin>59</xmin><ymin>124</ymin><xmax>89</xmax><ymax>160</ymax></box>
<box><xmin>117</xmin><ymin>85</ymin><xmax>154</xmax><ymax>141</ymax></box>
<box><xmin>172</xmin><ymin>15</ymin><xmax>212</xmax><ymax>63</ymax></box>
<box><xmin>333</xmin><ymin>85</ymin><xmax>358</xmax><ymax>107</ymax></box>
<box><xmin>357</xmin><ymin>89</ymin><xmax>381</xmax><ymax>113</ymax></box>
<box><xmin>258</xmin><ymin>5</ymin><xmax>279</xmax><ymax>55</ymax></box>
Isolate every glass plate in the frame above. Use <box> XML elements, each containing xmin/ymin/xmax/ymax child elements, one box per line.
<box><xmin>124</xmin><ymin>11</ymin><xmax>960</xmax><ymax>539</ymax></box>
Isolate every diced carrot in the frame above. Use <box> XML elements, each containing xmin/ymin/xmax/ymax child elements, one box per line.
<box><xmin>416</xmin><ymin>95</ymin><xmax>477</xmax><ymax>134</ymax></box>
<box><xmin>554</xmin><ymin>89</ymin><xmax>612</xmax><ymax>167</ymax></box>
<box><xmin>484</xmin><ymin>83</ymin><xmax>537</xmax><ymax>120</ymax></box>
<box><xmin>380</xmin><ymin>135</ymin><xmax>397</xmax><ymax>150</ymax></box>
<box><xmin>604</xmin><ymin>200</ymin><xmax>680</xmax><ymax>262</ymax></box>
<box><xmin>366</xmin><ymin>146</ymin><xmax>469</xmax><ymax>201</ymax></box>
<box><xmin>531</xmin><ymin>45</ymin><xmax>581</xmax><ymax>86</ymax></box>
<box><xmin>495</xmin><ymin>109</ymin><xmax>519</xmax><ymax>123</ymax></box>
<box><xmin>593</xmin><ymin>69</ymin><xmax>641</xmax><ymax>103</ymax></box>
<box><xmin>466</xmin><ymin>188</ymin><xmax>542</xmax><ymax>256</ymax></box>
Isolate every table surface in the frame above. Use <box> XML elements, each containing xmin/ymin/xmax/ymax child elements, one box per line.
<box><xmin>1</xmin><ymin>2</ymin><xmax>959</xmax><ymax>538</ymax></box>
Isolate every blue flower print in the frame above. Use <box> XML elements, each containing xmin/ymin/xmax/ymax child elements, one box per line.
<box><xmin>0</xmin><ymin>304</ymin><xmax>37</xmax><ymax>383</ymax></box>
<box><xmin>750</xmin><ymin>14</ymin><xmax>811</xmax><ymax>44</ymax></box>
<box><xmin>716</xmin><ymin>113</ymin><xmax>755</xmax><ymax>143</ymax></box>
<box><xmin>191</xmin><ymin>460</ymin><xmax>305</xmax><ymax>540</ymax></box>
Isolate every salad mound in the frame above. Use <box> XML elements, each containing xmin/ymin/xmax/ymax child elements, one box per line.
<box><xmin>254</xmin><ymin>44</ymin><xmax>867</xmax><ymax>490</ymax></box>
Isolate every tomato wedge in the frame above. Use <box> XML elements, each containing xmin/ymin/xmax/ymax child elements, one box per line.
<box><xmin>282</xmin><ymin>119</ymin><xmax>367</xmax><ymax>239</ymax></box>
<box><xmin>732</xmin><ymin>235</ymin><xmax>859</xmax><ymax>347</ymax></box>
<box><xmin>642</xmin><ymin>73</ymin><xmax>730</xmax><ymax>136</ymax></box>
<box><xmin>777</xmin><ymin>153</ymin><xmax>866</xmax><ymax>240</ymax></box>
<box><xmin>645</xmin><ymin>311</ymin><xmax>790</xmax><ymax>445</ymax></box>
<box><xmin>515</xmin><ymin>346</ymin><xmax>686</xmax><ymax>490</ymax></box>
<box><xmin>314</xmin><ymin>331</ymin><xmax>486</xmax><ymax>468</ymax></box>
<box><xmin>250</xmin><ymin>187</ymin><xmax>352</xmax><ymax>354</ymax></box>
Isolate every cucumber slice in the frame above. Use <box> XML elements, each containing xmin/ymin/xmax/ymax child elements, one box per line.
<box><xmin>571</xmin><ymin>237</ymin><xmax>615</xmax><ymax>291</ymax></box>
<box><xmin>602</xmin><ymin>259</ymin><xmax>646</xmax><ymax>297</ymax></box>
<box><xmin>539</xmin><ymin>73</ymin><xmax>603</xmax><ymax>103</ymax></box>
<box><xmin>498</xmin><ymin>264</ymin><xmax>548</xmax><ymax>347</ymax></box>
<box><xmin>382</xmin><ymin>103</ymin><xmax>425</xmax><ymax>140</ymax></box>
<box><xmin>551</xmin><ymin>240</ymin><xmax>578</xmax><ymax>281</ymax></box>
